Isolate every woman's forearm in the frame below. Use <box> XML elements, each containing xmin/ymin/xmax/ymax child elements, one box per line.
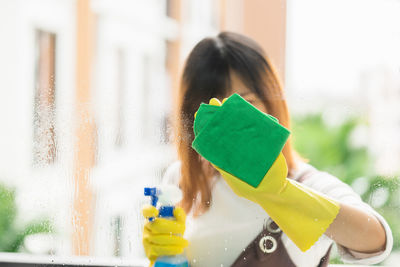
<box><xmin>325</xmin><ymin>202</ymin><xmax>386</xmax><ymax>253</ymax></box>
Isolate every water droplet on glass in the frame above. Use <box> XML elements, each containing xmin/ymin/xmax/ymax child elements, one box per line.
<box><xmin>370</xmin><ymin>187</ymin><xmax>389</xmax><ymax>208</ymax></box>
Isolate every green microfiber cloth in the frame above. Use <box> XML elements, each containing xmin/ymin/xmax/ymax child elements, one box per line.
<box><xmin>192</xmin><ymin>93</ymin><xmax>290</xmax><ymax>188</ymax></box>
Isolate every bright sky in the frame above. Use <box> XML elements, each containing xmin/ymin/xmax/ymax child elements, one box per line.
<box><xmin>285</xmin><ymin>0</ymin><xmax>400</xmax><ymax>99</ymax></box>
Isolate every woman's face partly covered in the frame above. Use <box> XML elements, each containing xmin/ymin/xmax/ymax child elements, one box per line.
<box><xmin>200</xmin><ymin>73</ymin><xmax>268</xmax><ymax>175</ymax></box>
<box><xmin>228</xmin><ymin>73</ymin><xmax>267</xmax><ymax>113</ymax></box>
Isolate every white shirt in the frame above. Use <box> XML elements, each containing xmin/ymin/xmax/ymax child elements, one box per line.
<box><xmin>163</xmin><ymin>161</ymin><xmax>393</xmax><ymax>267</ymax></box>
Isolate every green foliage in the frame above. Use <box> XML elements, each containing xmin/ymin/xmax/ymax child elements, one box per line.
<box><xmin>0</xmin><ymin>184</ymin><xmax>17</xmax><ymax>251</ymax></box>
<box><xmin>0</xmin><ymin>182</ymin><xmax>53</xmax><ymax>252</ymax></box>
<box><xmin>292</xmin><ymin>114</ymin><xmax>371</xmax><ymax>184</ymax></box>
<box><xmin>292</xmin><ymin>113</ymin><xmax>400</xmax><ymax>264</ymax></box>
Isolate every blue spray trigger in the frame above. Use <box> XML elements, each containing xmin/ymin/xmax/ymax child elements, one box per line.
<box><xmin>144</xmin><ymin>187</ymin><xmax>159</xmax><ymax>206</ymax></box>
<box><xmin>144</xmin><ymin>186</ymin><xmax>181</xmax><ymax>222</ymax></box>
<box><xmin>144</xmin><ymin>187</ymin><xmax>159</xmax><ymax>222</ymax></box>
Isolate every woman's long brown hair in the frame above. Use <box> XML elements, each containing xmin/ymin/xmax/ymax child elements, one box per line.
<box><xmin>176</xmin><ymin>32</ymin><xmax>297</xmax><ymax>216</ymax></box>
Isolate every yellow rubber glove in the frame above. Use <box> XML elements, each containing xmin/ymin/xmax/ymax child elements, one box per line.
<box><xmin>204</xmin><ymin>97</ymin><xmax>340</xmax><ymax>252</ymax></box>
<box><xmin>142</xmin><ymin>205</ymin><xmax>189</xmax><ymax>266</ymax></box>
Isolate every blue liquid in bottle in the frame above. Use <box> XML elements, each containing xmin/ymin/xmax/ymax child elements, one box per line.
<box><xmin>154</xmin><ymin>254</ymin><xmax>189</xmax><ymax>267</ymax></box>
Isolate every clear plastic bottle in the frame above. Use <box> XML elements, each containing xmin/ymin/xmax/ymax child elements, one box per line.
<box><xmin>144</xmin><ymin>186</ymin><xmax>189</xmax><ymax>267</ymax></box>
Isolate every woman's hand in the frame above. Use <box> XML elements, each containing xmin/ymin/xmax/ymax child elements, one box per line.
<box><xmin>142</xmin><ymin>205</ymin><xmax>189</xmax><ymax>265</ymax></box>
<box><xmin>192</xmin><ymin>95</ymin><xmax>340</xmax><ymax>252</ymax></box>
<box><xmin>201</xmin><ymin>96</ymin><xmax>290</xmax><ymax>201</ymax></box>
<box><xmin>215</xmin><ymin>153</ymin><xmax>288</xmax><ymax>202</ymax></box>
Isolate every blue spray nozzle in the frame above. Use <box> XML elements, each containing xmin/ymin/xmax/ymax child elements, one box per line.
<box><xmin>144</xmin><ymin>187</ymin><xmax>159</xmax><ymax>207</ymax></box>
<box><xmin>144</xmin><ymin>186</ymin><xmax>180</xmax><ymax>222</ymax></box>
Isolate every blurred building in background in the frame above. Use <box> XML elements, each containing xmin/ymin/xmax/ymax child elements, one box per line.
<box><xmin>0</xmin><ymin>0</ymin><xmax>288</xmax><ymax>257</ymax></box>
<box><xmin>0</xmin><ymin>0</ymin><xmax>78</xmax><ymax>255</ymax></box>
<box><xmin>0</xmin><ymin>0</ymin><xmax>399</xmax><ymax>261</ymax></box>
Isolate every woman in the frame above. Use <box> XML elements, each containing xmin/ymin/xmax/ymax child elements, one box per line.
<box><xmin>142</xmin><ymin>32</ymin><xmax>392</xmax><ymax>267</ymax></box>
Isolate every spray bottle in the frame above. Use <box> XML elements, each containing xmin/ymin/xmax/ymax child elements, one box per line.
<box><xmin>144</xmin><ymin>185</ymin><xmax>189</xmax><ymax>267</ymax></box>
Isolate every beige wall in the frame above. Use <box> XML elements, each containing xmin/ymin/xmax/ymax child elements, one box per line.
<box><xmin>73</xmin><ymin>0</ymin><xmax>96</xmax><ymax>256</ymax></box>
<box><xmin>220</xmin><ymin>0</ymin><xmax>287</xmax><ymax>83</ymax></box>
